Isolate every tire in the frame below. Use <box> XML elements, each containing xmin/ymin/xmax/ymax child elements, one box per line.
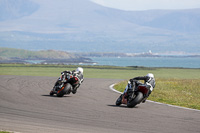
<box><xmin>127</xmin><ymin>92</ymin><xmax>143</xmax><ymax>108</ymax></box>
<box><xmin>57</xmin><ymin>83</ymin><xmax>72</xmax><ymax>97</ymax></box>
<box><xmin>50</xmin><ymin>91</ymin><xmax>54</xmax><ymax>96</ymax></box>
<box><xmin>116</xmin><ymin>95</ymin><xmax>122</xmax><ymax>106</ymax></box>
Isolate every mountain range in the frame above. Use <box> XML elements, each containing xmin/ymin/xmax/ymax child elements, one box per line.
<box><xmin>0</xmin><ymin>0</ymin><xmax>200</xmax><ymax>53</ymax></box>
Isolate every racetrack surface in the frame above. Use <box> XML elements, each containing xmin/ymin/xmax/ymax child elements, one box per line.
<box><xmin>0</xmin><ymin>75</ymin><xmax>200</xmax><ymax>133</ymax></box>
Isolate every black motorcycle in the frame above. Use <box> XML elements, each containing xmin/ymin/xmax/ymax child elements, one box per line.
<box><xmin>116</xmin><ymin>81</ymin><xmax>151</xmax><ymax>108</ymax></box>
<box><xmin>50</xmin><ymin>71</ymin><xmax>80</xmax><ymax>97</ymax></box>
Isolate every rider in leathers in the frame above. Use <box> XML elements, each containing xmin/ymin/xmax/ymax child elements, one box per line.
<box><xmin>121</xmin><ymin>73</ymin><xmax>155</xmax><ymax>104</ymax></box>
<box><xmin>53</xmin><ymin>67</ymin><xmax>84</xmax><ymax>94</ymax></box>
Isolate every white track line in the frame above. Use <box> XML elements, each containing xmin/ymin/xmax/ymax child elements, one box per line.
<box><xmin>109</xmin><ymin>84</ymin><xmax>200</xmax><ymax>112</ymax></box>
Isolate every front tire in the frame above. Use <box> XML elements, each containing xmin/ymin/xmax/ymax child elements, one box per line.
<box><xmin>127</xmin><ymin>92</ymin><xmax>143</xmax><ymax>108</ymax></box>
<box><xmin>50</xmin><ymin>90</ymin><xmax>54</xmax><ymax>96</ymax></box>
<box><xmin>116</xmin><ymin>95</ymin><xmax>122</xmax><ymax>106</ymax></box>
<box><xmin>57</xmin><ymin>83</ymin><xmax>72</xmax><ymax>97</ymax></box>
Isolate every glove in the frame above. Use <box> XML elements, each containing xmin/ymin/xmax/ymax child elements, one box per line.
<box><xmin>130</xmin><ymin>79</ymin><xmax>136</xmax><ymax>83</ymax></box>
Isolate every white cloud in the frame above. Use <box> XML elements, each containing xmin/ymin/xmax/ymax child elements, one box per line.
<box><xmin>91</xmin><ymin>0</ymin><xmax>200</xmax><ymax>11</ymax></box>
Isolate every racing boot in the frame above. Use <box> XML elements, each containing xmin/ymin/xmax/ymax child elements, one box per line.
<box><xmin>142</xmin><ymin>90</ymin><xmax>152</xmax><ymax>103</ymax></box>
<box><xmin>72</xmin><ymin>87</ymin><xmax>77</xmax><ymax>94</ymax></box>
<box><xmin>142</xmin><ymin>98</ymin><xmax>147</xmax><ymax>103</ymax></box>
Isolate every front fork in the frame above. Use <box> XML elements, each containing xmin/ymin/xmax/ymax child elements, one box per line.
<box><xmin>52</xmin><ymin>79</ymin><xmax>64</xmax><ymax>92</ymax></box>
<box><xmin>121</xmin><ymin>89</ymin><xmax>134</xmax><ymax>104</ymax></box>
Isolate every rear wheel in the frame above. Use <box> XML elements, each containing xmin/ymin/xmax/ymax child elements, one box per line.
<box><xmin>116</xmin><ymin>95</ymin><xmax>122</xmax><ymax>106</ymax></box>
<box><xmin>127</xmin><ymin>92</ymin><xmax>143</xmax><ymax>108</ymax></box>
<box><xmin>57</xmin><ymin>83</ymin><xmax>72</xmax><ymax>97</ymax></box>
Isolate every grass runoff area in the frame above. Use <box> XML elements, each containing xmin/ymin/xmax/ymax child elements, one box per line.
<box><xmin>0</xmin><ymin>64</ymin><xmax>200</xmax><ymax>110</ymax></box>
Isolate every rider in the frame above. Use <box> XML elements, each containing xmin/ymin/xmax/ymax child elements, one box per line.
<box><xmin>122</xmin><ymin>73</ymin><xmax>155</xmax><ymax>104</ymax></box>
<box><xmin>58</xmin><ymin>67</ymin><xmax>84</xmax><ymax>94</ymax></box>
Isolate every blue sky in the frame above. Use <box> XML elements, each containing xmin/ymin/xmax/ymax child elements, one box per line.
<box><xmin>91</xmin><ymin>0</ymin><xmax>200</xmax><ymax>11</ymax></box>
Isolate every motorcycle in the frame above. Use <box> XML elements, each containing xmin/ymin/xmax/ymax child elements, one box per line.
<box><xmin>116</xmin><ymin>81</ymin><xmax>151</xmax><ymax>108</ymax></box>
<box><xmin>50</xmin><ymin>71</ymin><xmax>80</xmax><ymax>97</ymax></box>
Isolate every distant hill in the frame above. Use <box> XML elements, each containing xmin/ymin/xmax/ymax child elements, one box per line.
<box><xmin>0</xmin><ymin>0</ymin><xmax>39</xmax><ymax>21</ymax></box>
<box><xmin>0</xmin><ymin>47</ymin><xmax>92</xmax><ymax>64</ymax></box>
<box><xmin>0</xmin><ymin>0</ymin><xmax>200</xmax><ymax>53</ymax></box>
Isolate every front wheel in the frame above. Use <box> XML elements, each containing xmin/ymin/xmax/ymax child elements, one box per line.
<box><xmin>57</xmin><ymin>83</ymin><xmax>72</xmax><ymax>97</ymax></box>
<box><xmin>116</xmin><ymin>95</ymin><xmax>122</xmax><ymax>106</ymax></box>
<box><xmin>50</xmin><ymin>90</ymin><xmax>54</xmax><ymax>96</ymax></box>
<box><xmin>127</xmin><ymin>92</ymin><xmax>143</xmax><ymax>108</ymax></box>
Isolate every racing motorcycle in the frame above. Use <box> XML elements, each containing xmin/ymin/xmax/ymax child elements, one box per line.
<box><xmin>116</xmin><ymin>81</ymin><xmax>151</xmax><ymax>108</ymax></box>
<box><xmin>50</xmin><ymin>71</ymin><xmax>80</xmax><ymax>97</ymax></box>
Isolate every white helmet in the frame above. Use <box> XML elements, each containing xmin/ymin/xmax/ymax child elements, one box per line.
<box><xmin>76</xmin><ymin>67</ymin><xmax>83</xmax><ymax>74</ymax></box>
<box><xmin>146</xmin><ymin>73</ymin><xmax>154</xmax><ymax>78</ymax></box>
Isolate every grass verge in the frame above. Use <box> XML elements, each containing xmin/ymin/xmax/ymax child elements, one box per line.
<box><xmin>0</xmin><ymin>64</ymin><xmax>200</xmax><ymax>79</ymax></box>
<box><xmin>0</xmin><ymin>131</ymin><xmax>10</xmax><ymax>133</ymax></box>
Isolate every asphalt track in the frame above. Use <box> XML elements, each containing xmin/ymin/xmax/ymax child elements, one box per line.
<box><xmin>0</xmin><ymin>75</ymin><xmax>200</xmax><ymax>133</ymax></box>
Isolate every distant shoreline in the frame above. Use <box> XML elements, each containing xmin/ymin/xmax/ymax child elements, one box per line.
<box><xmin>75</xmin><ymin>52</ymin><xmax>200</xmax><ymax>58</ymax></box>
<box><xmin>0</xmin><ymin>58</ymin><xmax>94</xmax><ymax>65</ymax></box>
<box><xmin>0</xmin><ymin>47</ymin><xmax>199</xmax><ymax>68</ymax></box>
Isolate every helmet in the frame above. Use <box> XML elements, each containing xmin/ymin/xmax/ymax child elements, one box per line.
<box><xmin>76</xmin><ymin>67</ymin><xmax>83</xmax><ymax>74</ymax></box>
<box><xmin>146</xmin><ymin>73</ymin><xmax>154</xmax><ymax>78</ymax></box>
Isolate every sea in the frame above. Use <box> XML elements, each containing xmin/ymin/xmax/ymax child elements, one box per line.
<box><xmin>25</xmin><ymin>56</ymin><xmax>200</xmax><ymax>68</ymax></box>
<box><xmin>89</xmin><ymin>57</ymin><xmax>200</xmax><ymax>68</ymax></box>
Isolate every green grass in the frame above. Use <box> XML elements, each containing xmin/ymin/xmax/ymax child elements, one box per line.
<box><xmin>0</xmin><ymin>64</ymin><xmax>200</xmax><ymax>110</ymax></box>
<box><xmin>0</xmin><ymin>64</ymin><xmax>200</xmax><ymax>79</ymax></box>
<box><xmin>0</xmin><ymin>131</ymin><xmax>10</xmax><ymax>133</ymax></box>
